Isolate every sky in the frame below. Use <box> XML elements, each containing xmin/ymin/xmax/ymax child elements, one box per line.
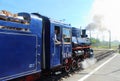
<box><xmin>0</xmin><ymin>0</ymin><xmax>93</xmax><ymax>27</ymax></box>
<box><xmin>0</xmin><ymin>0</ymin><xmax>120</xmax><ymax>41</ymax></box>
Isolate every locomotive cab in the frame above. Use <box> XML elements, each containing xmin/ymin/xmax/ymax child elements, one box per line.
<box><xmin>41</xmin><ymin>17</ymin><xmax>72</xmax><ymax>72</ymax></box>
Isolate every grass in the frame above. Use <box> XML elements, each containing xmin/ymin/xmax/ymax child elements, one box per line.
<box><xmin>92</xmin><ymin>45</ymin><xmax>118</xmax><ymax>50</ymax></box>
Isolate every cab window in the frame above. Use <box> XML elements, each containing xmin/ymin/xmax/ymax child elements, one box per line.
<box><xmin>63</xmin><ymin>28</ymin><xmax>71</xmax><ymax>44</ymax></box>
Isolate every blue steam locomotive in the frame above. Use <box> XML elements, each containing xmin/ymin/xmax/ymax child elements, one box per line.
<box><xmin>0</xmin><ymin>11</ymin><xmax>93</xmax><ymax>81</ymax></box>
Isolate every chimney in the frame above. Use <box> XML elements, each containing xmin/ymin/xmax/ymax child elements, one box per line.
<box><xmin>81</xmin><ymin>29</ymin><xmax>88</xmax><ymax>38</ymax></box>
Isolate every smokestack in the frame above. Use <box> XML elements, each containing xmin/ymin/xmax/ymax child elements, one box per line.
<box><xmin>81</xmin><ymin>29</ymin><xmax>88</xmax><ymax>38</ymax></box>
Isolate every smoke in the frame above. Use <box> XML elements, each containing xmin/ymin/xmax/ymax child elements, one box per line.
<box><xmin>81</xmin><ymin>58</ymin><xmax>97</xmax><ymax>69</ymax></box>
<box><xmin>86</xmin><ymin>0</ymin><xmax>120</xmax><ymax>41</ymax></box>
<box><xmin>86</xmin><ymin>14</ymin><xmax>107</xmax><ymax>32</ymax></box>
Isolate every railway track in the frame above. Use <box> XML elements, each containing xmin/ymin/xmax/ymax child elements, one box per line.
<box><xmin>36</xmin><ymin>49</ymin><xmax>117</xmax><ymax>81</ymax></box>
<box><xmin>94</xmin><ymin>49</ymin><xmax>117</xmax><ymax>61</ymax></box>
